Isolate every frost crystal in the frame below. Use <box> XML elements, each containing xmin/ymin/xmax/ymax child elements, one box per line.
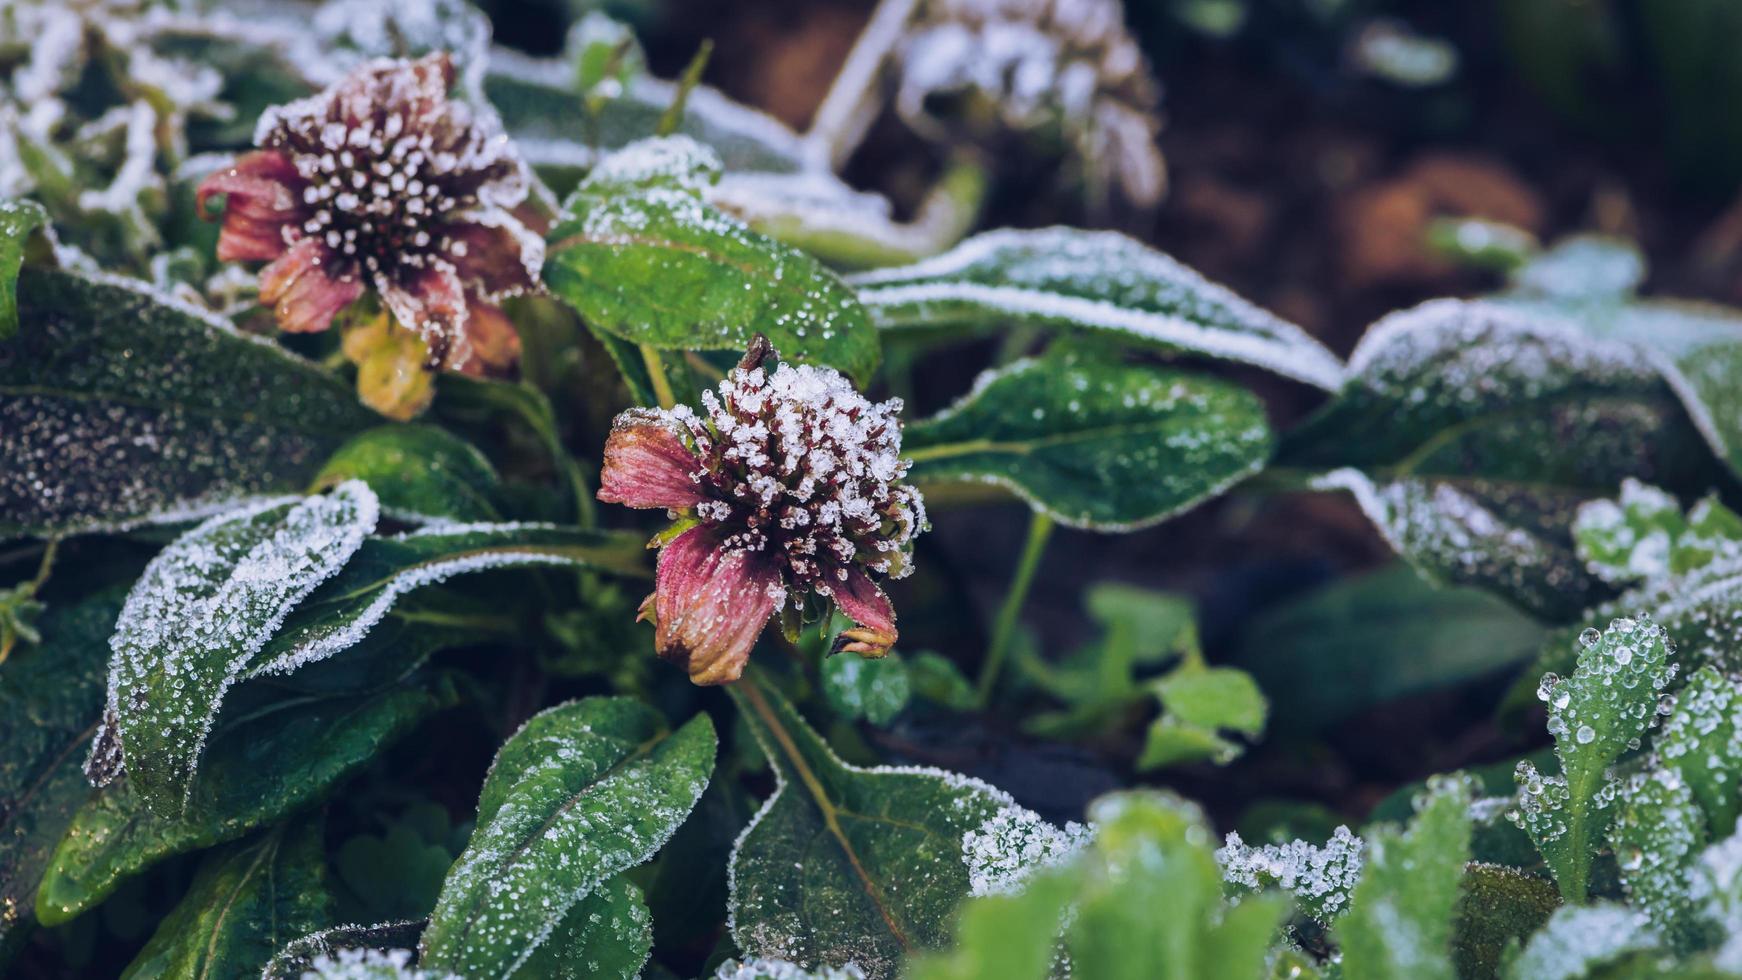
<box><xmin>961</xmin><ymin>805</ymin><xmax>1092</xmax><ymax>897</ymax></box>
<box><xmin>896</xmin><ymin>0</ymin><xmax>1166</xmax><ymax>206</ymax></box>
<box><xmin>715</xmin><ymin>958</ymin><xmax>868</xmax><ymax>980</ymax></box>
<box><xmin>1608</xmin><ymin>767</ymin><xmax>1710</xmax><ymax>951</ymax></box>
<box><xmin>1215</xmin><ymin>825</ymin><xmax>1365</xmax><ymax>922</ymax></box>
<box><xmin>1574</xmin><ymin>479</ymin><xmax>1742</xmax><ymax>587</ymax></box>
<box><xmin>300</xmin><ymin>947</ymin><xmax>456</xmax><ymax>980</ymax></box>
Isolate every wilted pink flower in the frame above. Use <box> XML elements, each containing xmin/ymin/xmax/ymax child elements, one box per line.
<box><xmin>599</xmin><ymin>340</ymin><xmax>927</xmax><ymax>685</ymax></box>
<box><xmin>196</xmin><ymin>52</ymin><xmax>541</xmax><ymax>374</ymax></box>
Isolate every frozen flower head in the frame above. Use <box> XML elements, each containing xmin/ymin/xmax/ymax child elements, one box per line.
<box><xmin>898</xmin><ymin>0</ymin><xmax>1166</xmax><ymax>208</ymax></box>
<box><xmin>196</xmin><ymin>52</ymin><xmax>541</xmax><ymax>375</ymax></box>
<box><xmin>598</xmin><ymin>338</ymin><xmax>927</xmax><ymax>685</ymax></box>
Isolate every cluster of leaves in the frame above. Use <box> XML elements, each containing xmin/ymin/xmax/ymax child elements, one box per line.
<box><xmin>3</xmin><ymin>0</ymin><xmax>1742</xmax><ymax>979</ymax></box>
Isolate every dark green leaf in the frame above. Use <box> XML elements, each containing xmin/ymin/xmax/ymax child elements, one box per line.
<box><xmin>543</xmin><ymin>138</ymin><xmax>879</xmax><ymax>382</ymax></box>
<box><xmin>1450</xmin><ymin>863</ymin><xmax>1559</xmax><ymax>980</ymax></box>
<box><xmin>420</xmin><ymin>697</ymin><xmax>715</xmax><ymax>979</ymax></box>
<box><xmin>848</xmin><ymin>228</ymin><xmax>1344</xmax><ymax>390</ymax></box>
<box><xmin>312</xmin><ymin>425</ymin><xmax>502</xmax><ymax>523</ymax></box>
<box><xmin>36</xmin><ymin>673</ymin><xmax>458</xmax><ymax>925</ymax></box>
<box><xmin>1338</xmin><ymin>774</ymin><xmax>1473</xmax><ymax>980</ymax></box>
<box><xmin>120</xmin><ymin>817</ymin><xmax>333</xmax><ymax>979</ymax></box>
<box><xmin>904</xmin><ymin>349</ymin><xmax>1273</xmax><ymax>530</ymax></box>
<box><xmin>0</xmin><ymin>591</ymin><xmax>120</xmax><ymax>966</ymax></box>
<box><xmin>262</xmin><ymin>920</ymin><xmax>428</xmax><ymax>980</ymax></box>
<box><xmin>1234</xmin><ymin>564</ymin><xmax>1548</xmax><ymax>731</ymax></box>
<box><xmin>0</xmin><ymin>198</ymin><xmax>50</xmax><ymax>341</ymax></box>
<box><xmin>511</xmin><ymin>874</ymin><xmax>653</xmax><ymax>980</ymax></box>
<box><xmin>726</xmin><ymin>677</ymin><xmax>1029</xmax><ymax>979</ymax></box>
<box><xmin>0</xmin><ymin>267</ymin><xmax>376</xmax><ymax>537</ymax></box>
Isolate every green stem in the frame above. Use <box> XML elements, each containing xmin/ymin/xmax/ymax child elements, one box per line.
<box><xmin>29</xmin><ymin>538</ymin><xmax>58</xmax><ymax>592</ymax></box>
<box><xmin>975</xmin><ymin>511</ymin><xmax>1054</xmax><ymax>709</ymax></box>
<box><xmin>640</xmin><ymin>344</ymin><xmax>678</xmax><ymax>409</ymax></box>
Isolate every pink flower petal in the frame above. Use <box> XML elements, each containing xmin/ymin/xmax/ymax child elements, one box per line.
<box><xmin>440</xmin><ymin>215</ymin><xmax>542</xmax><ymax>300</ymax></box>
<box><xmin>829</xmin><ymin>567</ymin><xmax>898</xmax><ymax>657</ymax></box>
<box><xmin>451</xmin><ymin>300</ymin><xmax>521</xmax><ymax>377</ymax></box>
<box><xmin>598</xmin><ymin>410</ymin><xmax>707</xmax><ymax>511</ymax></box>
<box><xmin>196</xmin><ymin>150</ymin><xmax>305</xmax><ymax>262</ymax></box>
<box><xmin>379</xmin><ymin>264</ymin><xmax>467</xmax><ymax>368</ymax></box>
<box><xmin>652</xmin><ymin>526</ymin><xmax>782</xmax><ymax>685</ymax></box>
<box><xmin>258</xmin><ymin>237</ymin><xmax>362</xmax><ymax>334</ymax></box>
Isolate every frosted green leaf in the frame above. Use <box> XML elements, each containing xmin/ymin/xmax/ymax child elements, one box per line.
<box><xmin>1509</xmin><ymin>235</ymin><xmax>1646</xmax><ymax>303</ymax></box>
<box><xmin>0</xmin><ymin>267</ymin><xmax>376</xmax><ymax>537</ymax></box>
<box><xmin>312</xmin><ymin>425</ymin><xmax>503</xmax><ymax>524</ymax></box>
<box><xmin>90</xmin><ymin>482</ymin><xmax>379</xmax><ymax>813</ymax></box>
<box><xmin>1141</xmin><ymin>664</ymin><xmax>1267</xmax><ymax>770</ymax></box>
<box><xmin>1511</xmin><ymin>616</ymin><xmax>1679</xmax><ymax>902</ymax></box>
<box><xmin>725</xmin><ymin>679</ymin><xmax>1042</xmax><ymax>979</ymax></box>
<box><xmin>119</xmin><ymin>818</ymin><xmax>332</xmax><ymax>979</ymax></box>
<box><xmin>716</xmin><ymin>957</ymin><xmax>872</xmax><ymax>980</ymax></box>
<box><xmin>1659</xmin><ymin>666</ymin><xmax>1742</xmax><ymax>834</ymax></box>
<box><xmin>1502</xmin><ymin>904</ymin><xmax>1659</xmax><ymax>980</ymax></box>
<box><xmin>509</xmin><ymin>874</ymin><xmax>653</xmax><ymax>980</ymax></box>
<box><xmin>821</xmin><ymin>652</ymin><xmax>912</xmax><ymax>726</ymax></box>
<box><xmin>36</xmin><ymin>672</ymin><xmax>457</xmax><ymax>925</ymax></box>
<box><xmin>1216</xmin><ymin>824</ymin><xmax>1365</xmax><ymax>924</ymax></box>
<box><xmin>0</xmin><ymin>591</ymin><xmax>119</xmax><ymax>967</ymax></box>
<box><xmin>904</xmin><ymin>348</ymin><xmax>1274</xmax><ymax>531</ymax></box>
<box><xmin>419</xmin><ymin>698</ymin><xmax>715</xmax><ymax>979</ymax></box>
<box><xmin>1574</xmin><ymin>479</ymin><xmax>1742</xmax><ymax>586</ymax></box>
<box><xmin>1608</xmin><ymin>768</ymin><xmax>1713</xmax><ymax>952</ymax></box>
<box><xmin>0</xmin><ymin>197</ymin><xmax>50</xmax><ymax>341</ymax></box>
<box><xmin>543</xmin><ymin>137</ymin><xmax>879</xmax><ymax>382</ymax></box>
<box><xmin>262</xmin><ymin>920</ymin><xmax>430</xmax><ymax>980</ymax></box>
<box><xmin>1337</xmin><ymin>773</ymin><xmax>1474</xmax><ymax>980</ymax></box>
<box><xmin>849</xmin><ymin>228</ymin><xmax>1344</xmax><ymax>390</ymax></box>
<box><xmin>1691</xmin><ymin>819</ymin><xmax>1742</xmax><ymax>972</ymax></box>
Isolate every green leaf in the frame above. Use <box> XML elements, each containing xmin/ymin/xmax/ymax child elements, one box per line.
<box><xmin>1512</xmin><ymin>617</ymin><xmax>1678</xmax><ymax>903</ymax></box>
<box><xmin>726</xmin><ymin>676</ymin><xmax>1031</xmax><ymax>979</ymax></box>
<box><xmin>1574</xmin><ymin>480</ymin><xmax>1742</xmax><ymax>587</ymax></box>
<box><xmin>0</xmin><ymin>266</ymin><xmax>376</xmax><ymax>537</ymax></box>
<box><xmin>904</xmin><ymin>348</ymin><xmax>1274</xmax><ymax>531</ymax></box>
<box><xmin>1501</xmin><ymin>905</ymin><xmax>1660</xmax><ymax>980</ymax></box>
<box><xmin>0</xmin><ymin>591</ymin><xmax>120</xmax><ymax>967</ymax></box>
<box><xmin>419</xmin><ymin>697</ymin><xmax>716</xmax><ymax>979</ymax></box>
<box><xmin>120</xmin><ymin>817</ymin><xmax>333</xmax><ymax>980</ymax></box>
<box><xmin>262</xmin><ymin>920</ymin><xmax>428</xmax><ymax>980</ymax></box>
<box><xmin>36</xmin><ymin>673</ymin><xmax>457</xmax><ymax>925</ymax></box>
<box><xmin>1659</xmin><ymin>666</ymin><xmax>1742</xmax><ymax>835</ymax></box>
<box><xmin>1020</xmin><ymin>584</ymin><xmax>1197</xmax><ymax>738</ymax></box>
<box><xmin>1609</xmin><ymin>768</ymin><xmax>1713</xmax><ymax>952</ymax></box>
<box><xmin>0</xmin><ymin>198</ymin><xmax>50</xmax><ymax>341</ymax></box>
<box><xmin>848</xmin><ymin>228</ymin><xmax>1345</xmax><ymax>390</ymax></box>
<box><xmin>92</xmin><ymin>483</ymin><xmax>379</xmax><ymax>813</ymax></box>
<box><xmin>1337</xmin><ymin>774</ymin><xmax>1473</xmax><ymax>980</ymax></box>
<box><xmin>312</xmin><ymin>425</ymin><xmax>502</xmax><ymax>523</ymax></box>
<box><xmin>1139</xmin><ymin>664</ymin><xmax>1266</xmax><ymax>770</ymax></box>
<box><xmin>510</xmin><ymin>874</ymin><xmax>653</xmax><ymax>980</ymax></box>
<box><xmin>904</xmin><ymin>867</ymin><xmax>1078</xmax><ymax>980</ymax></box>
<box><xmin>543</xmin><ymin>137</ymin><xmax>879</xmax><ymax>382</ymax></box>
<box><xmin>821</xmin><ymin>652</ymin><xmax>912</xmax><ymax>726</ymax></box>
<box><xmin>1234</xmin><ymin>564</ymin><xmax>1549</xmax><ymax>731</ymax></box>
<box><xmin>1450</xmin><ymin>863</ymin><xmax>1560</xmax><ymax>980</ymax></box>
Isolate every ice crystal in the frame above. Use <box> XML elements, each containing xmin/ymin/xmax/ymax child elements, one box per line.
<box><xmin>961</xmin><ymin>805</ymin><xmax>1092</xmax><ymax>897</ymax></box>
<box><xmin>896</xmin><ymin>0</ymin><xmax>1166</xmax><ymax>206</ymax></box>
<box><xmin>1575</xmin><ymin>479</ymin><xmax>1742</xmax><ymax>587</ymax></box>
<box><xmin>1608</xmin><ymin>767</ymin><xmax>1711</xmax><ymax>951</ymax></box>
<box><xmin>311</xmin><ymin>0</ymin><xmax>492</xmax><ymax>96</ymax></box>
<box><xmin>1215</xmin><ymin>825</ymin><xmax>1365</xmax><ymax>922</ymax></box>
<box><xmin>715</xmin><ymin>958</ymin><xmax>869</xmax><ymax>980</ymax></box>
<box><xmin>301</xmin><ymin>947</ymin><xmax>456</xmax><ymax>980</ymax></box>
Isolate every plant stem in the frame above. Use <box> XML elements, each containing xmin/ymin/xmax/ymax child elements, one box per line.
<box><xmin>802</xmin><ymin>0</ymin><xmax>919</xmax><ymax>170</ymax></box>
<box><xmin>29</xmin><ymin>538</ymin><xmax>58</xmax><ymax>591</ymax></box>
<box><xmin>975</xmin><ymin>511</ymin><xmax>1054</xmax><ymax>709</ymax></box>
<box><xmin>640</xmin><ymin>344</ymin><xmax>678</xmax><ymax>410</ymax></box>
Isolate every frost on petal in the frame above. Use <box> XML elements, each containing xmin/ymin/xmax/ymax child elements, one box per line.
<box><xmin>378</xmin><ymin>262</ymin><xmax>468</xmax><ymax>367</ymax></box>
<box><xmin>440</xmin><ymin>212</ymin><xmax>544</xmax><ymax>299</ymax></box>
<box><xmin>828</xmin><ymin>567</ymin><xmax>897</xmax><ymax>658</ymax></box>
<box><xmin>652</xmin><ymin>526</ymin><xmax>781</xmax><ymax>685</ymax></box>
<box><xmin>598</xmin><ymin>410</ymin><xmax>706</xmax><ymax>510</ymax></box>
<box><xmin>196</xmin><ymin>150</ymin><xmax>304</xmax><ymax>262</ymax></box>
<box><xmin>260</xmin><ymin>236</ymin><xmax>364</xmax><ymax>334</ymax></box>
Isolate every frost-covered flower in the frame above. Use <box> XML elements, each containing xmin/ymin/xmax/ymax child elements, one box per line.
<box><xmin>598</xmin><ymin>339</ymin><xmax>926</xmax><ymax>685</ymax></box>
<box><xmin>897</xmin><ymin>0</ymin><xmax>1165</xmax><ymax>207</ymax></box>
<box><xmin>196</xmin><ymin>52</ymin><xmax>540</xmax><ymax>374</ymax></box>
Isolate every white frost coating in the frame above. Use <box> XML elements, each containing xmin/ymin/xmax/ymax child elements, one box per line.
<box><xmin>1502</xmin><ymin>904</ymin><xmax>1657</xmax><ymax>980</ymax></box>
<box><xmin>300</xmin><ymin>947</ymin><xmax>457</xmax><ymax>979</ymax></box>
<box><xmin>961</xmin><ymin>804</ymin><xmax>1092</xmax><ymax>897</ymax></box>
<box><xmin>1216</xmin><ymin>825</ymin><xmax>1365</xmax><ymax>921</ymax></box>
<box><xmin>91</xmin><ymin>482</ymin><xmax>379</xmax><ymax>801</ymax></box>
<box><xmin>850</xmin><ymin>228</ymin><xmax>1343</xmax><ymax>390</ymax></box>
<box><xmin>1343</xmin><ymin>297</ymin><xmax>1645</xmax><ymax>388</ymax></box>
<box><xmin>715</xmin><ymin>958</ymin><xmax>869</xmax><ymax>980</ymax></box>
<box><xmin>584</xmin><ymin>134</ymin><xmax>723</xmax><ymax>192</ymax></box>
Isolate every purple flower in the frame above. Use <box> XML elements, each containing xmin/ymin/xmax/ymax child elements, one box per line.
<box><xmin>598</xmin><ymin>340</ymin><xmax>927</xmax><ymax>685</ymax></box>
<box><xmin>196</xmin><ymin>52</ymin><xmax>540</xmax><ymax>374</ymax></box>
